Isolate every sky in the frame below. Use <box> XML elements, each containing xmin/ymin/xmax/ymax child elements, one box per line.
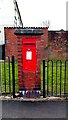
<box><xmin>0</xmin><ymin>0</ymin><xmax>67</xmax><ymax>30</ymax></box>
<box><xmin>17</xmin><ymin>0</ymin><xmax>67</xmax><ymax>30</ymax></box>
<box><xmin>0</xmin><ymin>0</ymin><xmax>14</xmax><ymax>26</ymax></box>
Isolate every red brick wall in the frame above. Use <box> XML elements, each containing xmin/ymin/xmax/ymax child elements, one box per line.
<box><xmin>41</xmin><ymin>28</ymin><xmax>48</xmax><ymax>60</ymax></box>
<box><xmin>4</xmin><ymin>27</ymin><xmax>48</xmax><ymax>60</ymax></box>
<box><xmin>48</xmin><ymin>30</ymin><xmax>68</xmax><ymax>60</ymax></box>
<box><xmin>5</xmin><ymin>28</ymin><xmax>68</xmax><ymax>60</ymax></box>
<box><xmin>5</xmin><ymin>27</ymin><xmax>18</xmax><ymax>60</ymax></box>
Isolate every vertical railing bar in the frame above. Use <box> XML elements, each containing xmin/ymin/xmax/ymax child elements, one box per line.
<box><xmin>64</xmin><ymin>61</ymin><xmax>66</xmax><ymax>96</ymax></box>
<box><xmin>0</xmin><ymin>61</ymin><xmax>1</xmax><ymax>93</ymax></box>
<box><xmin>17</xmin><ymin>60</ymin><xmax>18</xmax><ymax>92</ymax></box>
<box><xmin>12</xmin><ymin>56</ymin><xmax>15</xmax><ymax>98</ymax></box>
<box><xmin>56</xmin><ymin>61</ymin><xmax>58</xmax><ymax>96</ymax></box>
<box><xmin>66</xmin><ymin>61</ymin><xmax>68</xmax><ymax>96</ymax></box>
<box><xmin>4</xmin><ymin>59</ymin><xmax>6</xmax><ymax>94</ymax></box>
<box><xmin>47</xmin><ymin>61</ymin><xmax>49</xmax><ymax>96</ymax></box>
<box><xmin>52</xmin><ymin>60</ymin><xmax>53</xmax><ymax>96</ymax></box>
<box><xmin>8</xmin><ymin>56</ymin><xmax>11</xmax><ymax>93</ymax></box>
<box><xmin>1</xmin><ymin>61</ymin><xmax>2</xmax><ymax>93</ymax></box>
<box><xmin>56</xmin><ymin>60</ymin><xmax>61</xmax><ymax>95</ymax></box>
<box><xmin>15</xmin><ymin>59</ymin><xmax>18</xmax><ymax>93</ymax></box>
<box><xmin>14</xmin><ymin>58</ymin><xmax>16</xmax><ymax>95</ymax></box>
<box><xmin>43</xmin><ymin>60</ymin><xmax>46</xmax><ymax>98</ymax></box>
<box><xmin>60</xmin><ymin>60</ymin><xmax>62</xmax><ymax>97</ymax></box>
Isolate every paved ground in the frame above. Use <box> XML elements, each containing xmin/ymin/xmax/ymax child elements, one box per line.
<box><xmin>1</xmin><ymin>100</ymin><xmax>68</xmax><ymax>119</ymax></box>
<box><xmin>0</xmin><ymin>101</ymin><xmax>2</xmax><ymax>120</ymax></box>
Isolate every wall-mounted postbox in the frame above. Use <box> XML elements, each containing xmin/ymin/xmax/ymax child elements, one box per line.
<box><xmin>22</xmin><ymin>38</ymin><xmax>36</xmax><ymax>72</ymax></box>
<box><xmin>14</xmin><ymin>29</ymin><xmax>43</xmax><ymax>97</ymax></box>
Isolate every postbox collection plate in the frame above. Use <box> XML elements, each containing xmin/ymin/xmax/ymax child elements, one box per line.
<box><xmin>22</xmin><ymin>38</ymin><xmax>36</xmax><ymax>72</ymax></box>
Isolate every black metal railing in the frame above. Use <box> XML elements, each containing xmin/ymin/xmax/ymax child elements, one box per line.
<box><xmin>42</xmin><ymin>60</ymin><xmax>68</xmax><ymax>97</ymax></box>
<box><xmin>1</xmin><ymin>56</ymin><xmax>18</xmax><ymax>97</ymax></box>
<box><xmin>1</xmin><ymin>57</ymin><xmax>68</xmax><ymax>98</ymax></box>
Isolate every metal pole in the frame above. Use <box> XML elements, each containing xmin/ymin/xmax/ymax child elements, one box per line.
<box><xmin>12</xmin><ymin>56</ymin><xmax>15</xmax><ymax>98</ymax></box>
<box><xmin>60</xmin><ymin>60</ymin><xmax>62</xmax><ymax>97</ymax></box>
<box><xmin>47</xmin><ymin>61</ymin><xmax>49</xmax><ymax>96</ymax></box>
<box><xmin>8</xmin><ymin>56</ymin><xmax>11</xmax><ymax>93</ymax></box>
<box><xmin>43</xmin><ymin>60</ymin><xmax>46</xmax><ymax>98</ymax></box>
<box><xmin>52</xmin><ymin>61</ymin><xmax>53</xmax><ymax>96</ymax></box>
<box><xmin>56</xmin><ymin>61</ymin><xmax>58</xmax><ymax>96</ymax></box>
<box><xmin>64</xmin><ymin>61</ymin><xmax>66</xmax><ymax>96</ymax></box>
<box><xmin>4</xmin><ymin>60</ymin><xmax>6</xmax><ymax>94</ymax></box>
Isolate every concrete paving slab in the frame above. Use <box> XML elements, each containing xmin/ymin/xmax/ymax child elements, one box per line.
<box><xmin>2</xmin><ymin>100</ymin><xmax>67</xmax><ymax>119</ymax></box>
<box><xmin>0</xmin><ymin>100</ymin><xmax>2</xmax><ymax>120</ymax></box>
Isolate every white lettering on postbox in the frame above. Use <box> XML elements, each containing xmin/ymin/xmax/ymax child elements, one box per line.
<box><xmin>26</xmin><ymin>51</ymin><xmax>32</xmax><ymax>60</ymax></box>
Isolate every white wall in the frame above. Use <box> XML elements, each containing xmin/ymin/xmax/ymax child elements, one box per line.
<box><xmin>0</xmin><ymin>26</ymin><xmax>5</xmax><ymax>45</ymax></box>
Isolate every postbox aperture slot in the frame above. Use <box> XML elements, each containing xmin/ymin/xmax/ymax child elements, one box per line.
<box><xmin>24</xmin><ymin>43</ymin><xmax>35</xmax><ymax>45</ymax></box>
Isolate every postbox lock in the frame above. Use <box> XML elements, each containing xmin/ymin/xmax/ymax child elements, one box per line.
<box><xmin>28</xmin><ymin>48</ymin><xmax>30</xmax><ymax>51</ymax></box>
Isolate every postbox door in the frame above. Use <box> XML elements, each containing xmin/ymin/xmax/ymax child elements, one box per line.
<box><xmin>22</xmin><ymin>38</ymin><xmax>36</xmax><ymax>72</ymax></box>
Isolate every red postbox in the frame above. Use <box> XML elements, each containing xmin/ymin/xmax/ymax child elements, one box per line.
<box><xmin>22</xmin><ymin>38</ymin><xmax>36</xmax><ymax>72</ymax></box>
<box><xmin>14</xmin><ymin>29</ymin><xmax>43</xmax><ymax>97</ymax></box>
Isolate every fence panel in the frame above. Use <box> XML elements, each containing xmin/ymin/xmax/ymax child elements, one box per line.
<box><xmin>1</xmin><ymin>56</ymin><xmax>18</xmax><ymax>96</ymax></box>
<box><xmin>42</xmin><ymin>60</ymin><xmax>68</xmax><ymax>97</ymax></box>
<box><xmin>1</xmin><ymin>57</ymin><xmax>68</xmax><ymax>98</ymax></box>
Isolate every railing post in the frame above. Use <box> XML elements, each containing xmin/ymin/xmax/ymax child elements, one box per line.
<box><xmin>64</xmin><ymin>60</ymin><xmax>66</xmax><ymax>96</ymax></box>
<box><xmin>12</xmin><ymin>56</ymin><xmax>15</xmax><ymax>98</ymax></box>
<box><xmin>47</xmin><ymin>61</ymin><xmax>49</xmax><ymax>96</ymax></box>
<box><xmin>0</xmin><ymin>61</ymin><xmax>1</xmax><ymax>93</ymax></box>
<box><xmin>56</xmin><ymin>61</ymin><xmax>58</xmax><ymax>96</ymax></box>
<box><xmin>43</xmin><ymin>60</ymin><xmax>46</xmax><ymax>98</ymax></box>
<box><xmin>4</xmin><ymin>59</ymin><xmax>6</xmax><ymax>94</ymax></box>
<box><xmin>8</xmin><ymin>56</ymin><xmax>11</xmax><ymax>93</ymax></box>
<box><xmin>52</xmin><ymin>61</ymin><xmax>53</xmax><ymax>96</ymax></box>
<box><xmin>60</xmin><ymin>60</ymin><xmax>62</xmax><ymax>97</ymax></box>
